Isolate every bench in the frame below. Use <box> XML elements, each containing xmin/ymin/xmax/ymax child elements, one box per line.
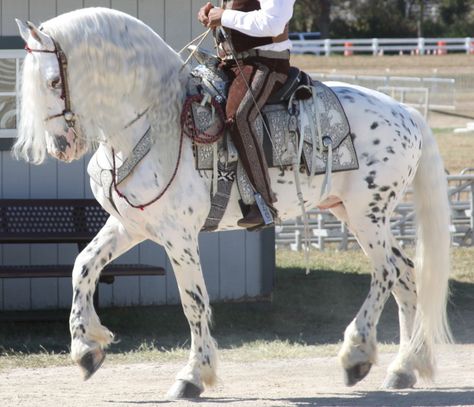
<box><xmin>0</xmin><ymin>199</ymin><xmax>165</xmax><ymax>306</ymax></box>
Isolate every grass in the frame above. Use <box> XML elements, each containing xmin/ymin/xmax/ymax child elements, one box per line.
<box><xmin>292</xmin><ymin>53</ymin><xmax>474</xmax><ymax>127</ymax></box>
<box><xmin>1</xmin><ymin>247</ymin><xmax>473</xmax><ymax>370</ymax></box>
<box><xmin>434</xmin><ymin>128</ymin><xmax>474</xmax><ymax>174</ymax></box>
<box><xmin>291</xmin><ymin>54</ymin><xmax>474</xmax><ymax>77</ymax></box>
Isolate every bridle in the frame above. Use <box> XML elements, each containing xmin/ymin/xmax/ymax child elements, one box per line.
<box><xmin>25</xmin><ymin>35</ymin><xmax>185</xmax><ymax>211</ymax></box>
<box><xmin>25</xmin><ymin>39</ymin><xmax>76</xmax><ymax>129</ymax></box>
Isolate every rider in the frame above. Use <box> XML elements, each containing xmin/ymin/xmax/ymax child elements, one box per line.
<box><xmin>198</xmin><ymin>0</ymin><xmax>296</xmax><ymax>228</ymax></box>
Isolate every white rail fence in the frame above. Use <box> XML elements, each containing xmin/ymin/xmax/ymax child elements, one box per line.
<box><xmin>276</xmin><ymin>173</ymin><xmax>474</xmax><ymax>250</ymax></box>
<box><xmin>310</xmin><ymin>73</ymin><xmax>456</xmax><ymax>112</ymax></box>
<box><xmin>292</xmin><ymin>37</ymin><xmax>474</xmax><ymax>56</ymax></box>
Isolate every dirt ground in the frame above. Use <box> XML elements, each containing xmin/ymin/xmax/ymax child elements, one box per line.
<box><xmin>1</xmin><ymin>345</ymin><xmax>474</xmax><ymax>407</ymax></box>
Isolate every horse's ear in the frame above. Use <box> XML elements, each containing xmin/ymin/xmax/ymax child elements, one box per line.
<box><xmin>15</xmin><ymin>19</ymin><xmax>30</xmax><ymax>43</ymax></box>
<box><xmin>15</xmin><ymin>19</ymin><xmax>55</xmax><ymax>50</ymax></box>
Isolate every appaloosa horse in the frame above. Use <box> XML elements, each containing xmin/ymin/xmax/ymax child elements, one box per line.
<box><xmin>15</xmin><ymin>7</ymin><xmax>451</xmax><ymax>399</ymax></box>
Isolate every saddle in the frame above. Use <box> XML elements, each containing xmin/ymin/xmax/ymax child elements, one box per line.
<box><xmin>184</xmin><ymin>48</ymin><xmax>358</xmax><ymax>230</ymax></box>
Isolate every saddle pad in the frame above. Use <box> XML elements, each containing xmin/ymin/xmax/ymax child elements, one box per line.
<box><xmin>194</xmin><ymin>82</ymin><xmax>358</xmax><ymax>176</ymax></box>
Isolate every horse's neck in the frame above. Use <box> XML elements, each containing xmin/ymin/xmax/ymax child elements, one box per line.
<box><xmin>103</xmin><ymin>107</ymin><xmax>151</xmax><ymax>157</ymax></box>
<box><xmin>99</xmin><ymin>105</ymin><xmax>181</xmax><ymax>183</ymax></box>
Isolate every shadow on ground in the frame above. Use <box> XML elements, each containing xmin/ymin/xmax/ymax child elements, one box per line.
<box><xmin>191</xmin><ymin>388</ymin><xmax>474</xmax><ymax>407</ymax></box>
<box><xmin>1</xmin><ymin>267</ymin><xmax>473</xmax><ymax>354</ymax></box>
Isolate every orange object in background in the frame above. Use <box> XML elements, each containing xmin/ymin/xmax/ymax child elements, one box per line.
<box><xmin>437</xmin><ymin>40</ymin><xmax>447</xmax><ymax>55</ymax></box>
<box><xmin>344</xmin><ymin>41</ymin><xmax>353</xmax><ymax>56</ymax></box>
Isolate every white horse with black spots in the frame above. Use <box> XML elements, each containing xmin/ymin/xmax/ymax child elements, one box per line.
<box><xmin>15</xmin><ymin>7</ymin><xmax>452</xmax><ymax>399</ymax></box>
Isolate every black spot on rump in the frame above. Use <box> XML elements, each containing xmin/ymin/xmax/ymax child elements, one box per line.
<box><xmin>172</xmin><ymin>258</ymin><xmax>180</xmax><ymax>266</ymax></box>
<box><xmin>373</xmin><ymin>139</ymin><xmax>380</xmax><ymax>145</ymax></box>
<box><xmin>370</xmin><ymin>122</ymin><xmax>379</xmax><ymax>130</ymax></box>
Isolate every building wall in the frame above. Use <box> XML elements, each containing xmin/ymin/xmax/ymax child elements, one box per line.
<box><xmin>0</xmin><ymin>0</ymin><xmax>275</xmax><ymax>311</ymax></box>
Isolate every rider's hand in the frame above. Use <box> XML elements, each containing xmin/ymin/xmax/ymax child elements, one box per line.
<box><xmin>207</xmin><ymin>7</ymin><xmax>224</xmax><ymax>29</ymax></box>
<box><xmin>197</xmin><ymin>2</ymin><xmax>214</xmax><ymax>26</ymax></box>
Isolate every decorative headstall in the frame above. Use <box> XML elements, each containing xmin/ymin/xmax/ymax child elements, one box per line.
<box><xmin>25</xmin><ymin>39</ymin><xmax>76</xmax><ymax>129</ymax></box>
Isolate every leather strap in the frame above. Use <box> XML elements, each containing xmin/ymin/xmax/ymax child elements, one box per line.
<box><xmin>222</xmin><ymin>49</ymin><xmax>290</xmax><ymax>61</ymax></box>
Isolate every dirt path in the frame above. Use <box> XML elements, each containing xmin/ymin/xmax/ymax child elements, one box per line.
<box><xmin>1</xmin><ymin>345</ymin><xmax>474</xmax><ymax>407</ymax></box>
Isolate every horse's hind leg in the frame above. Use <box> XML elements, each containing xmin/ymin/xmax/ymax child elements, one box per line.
<box><xmin>382</xmin><ymin>237</ymin><xmax>435</xmax><ymax>389</ymax></box>
<box><xmin>379</xmin><ymin>238</ymin><xmax>417</xmax><ymax>388</ymax></box>
<box><xmin>163</xmin><ymin>234</ymin><xmax>217</xmax><ymax>400</ymax></box>
<box><xmin>69</xmin><ymin>216</ymin><xmax>142</xmax><ymax>379</ymax></box>
<box><xmin>335</xmin><ymin>209</ymin><xmax>401</xmax><ymax>386</ymax></box>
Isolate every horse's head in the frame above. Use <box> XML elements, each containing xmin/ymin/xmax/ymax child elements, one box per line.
<box><xmin>14</xmin><ymin>19</ymin><xmax>87</xmax><ymax>163</ymax></box>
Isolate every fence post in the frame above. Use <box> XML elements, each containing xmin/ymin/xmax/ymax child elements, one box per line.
<box><xmin>293</xmin><ymin>229</ymin><xmax>301</xmax><ymax>251</ymax></box>
<box><xmin>340</xmin><ymin>222</ymin><xmax>348</xmax><ymax>250</ymax></box>
<box><xmin>470</xmin><ymin>181</ymin><xmax>474</xmax><ymax>245</ymax></box>
<box><xmin>317</xmin><ymin>213</ymin><xmax>325</xmax><ymax>251</ymax></box>
<box><xmin>417</xmin><ymin>37</ymin><xmax>425</xmax><ymax>55</ymax></box>
<box><xmin>371</xmin><ymin>38</ymin><xmax>379</xmax><ymax>55</ymax></box>
<box><xmin>324</xmin><ymin>38</ymin><xmax>331</xmax><ymax>56</ymax></box>
<box><xmin>465</xmin><ymin>37</ymin><xmax>473</xmax><ymax>54</ymax></box>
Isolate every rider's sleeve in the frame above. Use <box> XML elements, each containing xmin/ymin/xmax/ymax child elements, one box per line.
<box><xmin>220</xmin><ymin>0</ymin><xmax>295</xmax><ymax>37</ymax></box>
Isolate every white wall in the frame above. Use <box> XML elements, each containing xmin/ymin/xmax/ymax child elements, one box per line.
<box><xmin>0</xmin><ymin>1</ymin><xmax>274</xmax><ymax>311</ymax></box>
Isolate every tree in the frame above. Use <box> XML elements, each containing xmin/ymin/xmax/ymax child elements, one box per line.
<box><xmin>318</xmin><ymin>0</ymin><xmax>331</xmax><ymax>38</ymax></box>
<box><xmin>290</xmin><ymin>0</ymin><xmax>474</xmax><ymax>37</ymax></box>
<box><xmin>290</xmin><ymin>0</ymin><xmax>333</xmax><ymax>38</ymax></box>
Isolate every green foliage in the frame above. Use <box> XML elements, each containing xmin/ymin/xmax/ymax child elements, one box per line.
<box><xmin>291</xmin><ymin>0</ymin><xmax>474</xmax><ymax>37</ymax></box>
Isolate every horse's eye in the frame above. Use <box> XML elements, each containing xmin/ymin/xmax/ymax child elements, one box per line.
<box><xmin>48</xmin><ymin>78</ymin><xmax>61</xmax><ymax>90</ymax></box>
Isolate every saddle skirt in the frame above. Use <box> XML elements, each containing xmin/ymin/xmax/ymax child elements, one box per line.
<box><xmin>188</xmin><ymin>64</ymin><xmax>358</xmax><ymax>206</ymax></box>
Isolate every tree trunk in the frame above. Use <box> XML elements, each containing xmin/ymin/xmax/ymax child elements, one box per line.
<box><xmin>318</xmin><ymin>0</ymin><xmax>331</xmax><ymax>38</ymax></box>
<box><xmin>417</xmin><ymin>0</ymin><xmax>424</xmax><ymax>37</ymax></box>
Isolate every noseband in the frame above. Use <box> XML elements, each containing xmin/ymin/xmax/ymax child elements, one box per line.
<box><xmin>25</xmin><ymin>39</ymin><xmax>76</xmax><ymax>129</ymax></box>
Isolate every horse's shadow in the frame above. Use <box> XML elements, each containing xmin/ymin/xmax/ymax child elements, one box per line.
<box><xmin>108</xmin><ymin>388</ymin><xmax>474</xmax><ymax>406</ymax></box>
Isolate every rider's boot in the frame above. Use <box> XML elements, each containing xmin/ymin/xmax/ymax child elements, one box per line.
<box><xmin>237</xmin><ymin>205</ymin><xmax>264</xmax><ymax>228</ymax></box>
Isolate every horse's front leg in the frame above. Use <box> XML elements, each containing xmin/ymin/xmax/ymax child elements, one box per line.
<box><xmin>69</xmin><ymin>216</ymin><xmax>142</xmax><ymax>379</ymax></box>
<box><xmin>164</xmin><ymin>234</ymin><xmax>217</xmax><ymax>400</ymax></box>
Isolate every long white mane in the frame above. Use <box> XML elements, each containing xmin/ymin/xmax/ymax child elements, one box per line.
<box><xmin>15</xmin><ymin>7</ymin><xmax>188</xmax><ymax>163</ymax></box>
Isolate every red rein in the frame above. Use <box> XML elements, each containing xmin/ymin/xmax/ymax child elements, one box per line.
<box><xmin>112</xmin><ymin>94</ymin><xmax>225</xmax><ymax>210</ymax></box>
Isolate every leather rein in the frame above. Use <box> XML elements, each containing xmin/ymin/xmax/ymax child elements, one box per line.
<box><xmin>26</xmin><ymin>38</ymin><xmax>186</xmax><ymax>211</ymax></box>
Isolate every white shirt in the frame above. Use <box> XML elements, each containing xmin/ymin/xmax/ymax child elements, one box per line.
<box><xmin>221</xmin><ymin>0</ymin><xmax>295</xmax><ymax>52</ymax></box>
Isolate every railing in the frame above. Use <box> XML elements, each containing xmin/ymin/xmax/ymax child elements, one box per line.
<box><xmin>276</xmin><ymin>173</ymin><xmax>474</xmax><ymax>250</ymax></box>
<box><xmin>291</xmin><ymin>37</ymin><xmax>474</xmax><ymax>56</ymax></box>
<box><xmin>310</xmin><ymin>73</ymin><xmax>456</xmax><ymax>112</ymax></box>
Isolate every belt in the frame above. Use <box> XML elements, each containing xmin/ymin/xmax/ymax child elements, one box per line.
<box><xmin>222</xmin><ymin>49</ymin><xmax>290</xmax><ymax>61</ymax></box>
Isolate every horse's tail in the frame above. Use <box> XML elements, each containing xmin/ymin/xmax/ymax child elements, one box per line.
<box><xmin>409</xmin><ymin>107</ymin><xmax>453</xmax><ymax>378</ymax></box>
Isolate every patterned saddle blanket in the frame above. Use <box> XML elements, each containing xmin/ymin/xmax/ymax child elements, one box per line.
<box><xmin>190</xmin><ymin>77</ymin><xmax>358</xmax><ymax>215</ymax></box>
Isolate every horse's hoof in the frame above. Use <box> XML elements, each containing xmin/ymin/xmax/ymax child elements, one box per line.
<box><xmin>382</xmin><ymin>372</ymin><xmax>416</xmax><ymax>389</ymax></box>
<box><xmin>344</xmin><ymin>362</ymin><xmax>372</xmax><ymax>386</ymax></box>
<box><xmin>78</xmin><ymin>348</ymin><xmax>106</xmax><ymax>381</ymax></box>
<box><xmin>166</xmin><ymin>380</ymin><xmax>203</xmax><ymax>399</ymax></box>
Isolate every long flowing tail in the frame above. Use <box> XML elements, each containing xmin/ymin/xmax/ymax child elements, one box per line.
<box><xmin>410</xmin><ymin>108</ymin><xmax>453</xmax><ymax>378</ymax></box>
